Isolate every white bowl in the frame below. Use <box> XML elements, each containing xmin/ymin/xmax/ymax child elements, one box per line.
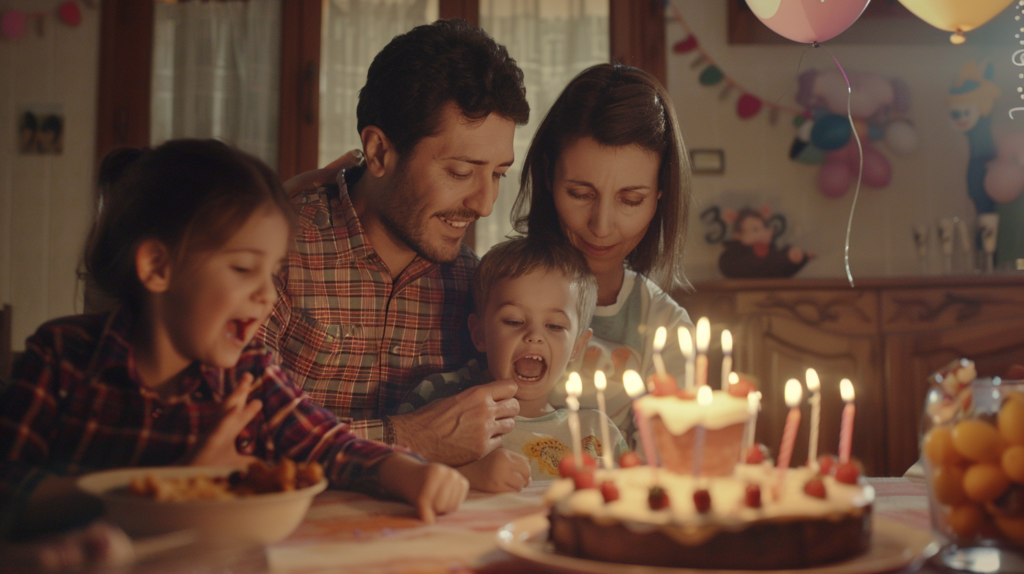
<box><xmin>77</xmin><ymin>466</ymin><xmax>327</xmax><ymax>546</ymax></box>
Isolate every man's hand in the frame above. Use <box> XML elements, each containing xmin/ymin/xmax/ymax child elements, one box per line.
<box><xmin>283</xmin><ymin>149</ymin><xmax>363</xmax><ymax>198</ymax></box>
<box><xmin>189</xmin><ymin>373</ymin><xmax>262</xmax><ymax>467</ymax></box>
<box><xmin>390</xmin><ymin>380</ymin><xmax>519</xmax><ymax>466</ymax></box>
<box><xmin>457</xmin><ymin>448</ymin><xmax>530</xmax><ymax>493</ymax></box>
<box><xmin>379</xmin><ymin>455</ymin><xmax>469</xmax><ymax>524</ymax></box>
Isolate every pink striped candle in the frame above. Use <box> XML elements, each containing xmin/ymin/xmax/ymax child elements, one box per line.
<box><xmin>775</xmin><ymin>379</ymin><xmax>803</xmax><ymax>498</ymax></box>
<box><xmin>839</xmin><ymin>379</ymin><xmax>856</xmax><ymax>464</ymax></box>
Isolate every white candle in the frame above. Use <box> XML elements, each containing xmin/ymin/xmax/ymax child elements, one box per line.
<box><xmin>776</xmin><ymin>379</ymin><xmax>803</xmax><ymax>497</ymax></box>
<box><xmin>652</xmin><ymin>326</ymin><xmax>668</xmax><ymax>377</ymax></box>
<box><xmin>696</xmin><ymin>318</ymin><xmax>710</xmax><ymax>388</ymax></box>
<box><xmin>624</xmin><ymin>370</ymin><xmax>659</xmax><ymax>468</ymax></box>
<box><xmin>747</xmin><ymin>391</ymin><xmax>762</xmax><ymax>451</ymax></box>
<box><xmin>594</xmin><ymin>370</ymin><xmax>614</xmax><ymax>470</ymax></box>
<box><xmin>678</xmin><ymin>326</ymin><xmax>695</xmax><ymax>390</ymax></box>
<box><xmin>566</xmin><ymin>372</ymin><xmax>583</xmax><ymax>469</ymax></box>
<box><xmin>839</xmin><ymin>379</ymin><xmax>856</xmax><ymax>464</ymax></box>
<box><xmin>806</xmin><ymin>368</ymin><xmax>821</xmax><ymax>466</ymax></box>
<box><xmin>721</xmin><ymin>330</ymin><xmax>733</xmax><ymax>391</ymax></box>
<box><xmin>694</xmin><ymin>386</ymin><xmax>713</xmax><ymax>478</ymax></box>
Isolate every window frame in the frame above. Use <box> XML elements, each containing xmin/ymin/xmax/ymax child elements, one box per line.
<box><xmin>94</xmin><ymin>0</ymin><xmax>665</xmax><ymax>181</ymax></box>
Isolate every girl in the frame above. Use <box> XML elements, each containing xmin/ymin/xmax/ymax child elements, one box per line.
<box><xmin>511</xmin><ymin>64</ymin><xmax>693</xmax><ymax>450</ymax></box>
<box><xmin>0</xmin><ymin>140</ymin><xmax>467</xmax><ymax>547</ymax></box>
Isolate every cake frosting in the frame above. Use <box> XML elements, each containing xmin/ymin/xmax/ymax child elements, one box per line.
<box><xmin>636</xmin><ymin>390</ymin><xmax>750</xmax><ymax>434</ymax></box>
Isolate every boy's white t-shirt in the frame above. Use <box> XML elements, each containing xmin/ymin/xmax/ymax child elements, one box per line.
<box><xmin>503</xmin><ymin>409</ymin><xmax>628</xmax><ymax>481</ymax></box>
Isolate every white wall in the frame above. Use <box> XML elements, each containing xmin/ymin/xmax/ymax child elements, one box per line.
<box><xmin>670</xmin><ymin>1</ymin><xmax>1015</xmax><ymax>282</ymax></box>
<box><xmin>0</xmin><ymin>0</ymin><xmax>99</xmax><ymax>349</ymax></box>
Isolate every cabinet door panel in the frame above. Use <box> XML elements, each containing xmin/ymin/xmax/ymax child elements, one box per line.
<box><xmin>737</xmin><ymin>290</ymin><xmax>879</xmax><ymax>337</ymax></box>
<box><xmin>744</xmin><ymin>314</ymin><xmax>885</xmax><ymax>476</ymax></box>
<box><xmin>882</xmin><ymin>287</ymin><xmax>1024</xmax><ymax>333</ymax></box>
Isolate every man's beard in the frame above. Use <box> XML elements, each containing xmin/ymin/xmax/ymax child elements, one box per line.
<box><xmin>377</xmin><ymin>161</ymin><xmax>477</xmax><ymax>264</ymax></box>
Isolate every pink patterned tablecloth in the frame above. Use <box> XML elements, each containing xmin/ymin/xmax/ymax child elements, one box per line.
<box><xmin>256</xmin><ymin>477</ymin><xmax>934</xmax><ymax>574</ymax></box>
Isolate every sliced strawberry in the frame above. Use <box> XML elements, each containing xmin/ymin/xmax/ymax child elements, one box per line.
<box><xmin>745</xmin><ymin>484</ymin><xmax>762</xmax><ymax>508</ymax></box>
<box><xmin>573</xmin><ymin>471</ymin><xmax>596</xmax><ymax>490</ymax></box>
<box><xmin>835</xmin><ymin>462</ymin><xmax>861</xmax><ymax>485</ymax></box>
<box><xmin>558</xmin><ymin>456</ymin><xmax>576</xmax><ymax>478</ymax></box>
<box><xmin>693</xmin><ymin>489</ymin><xmax>712</xmax><ymax>513</ymax></box>
<box><xmin>817</xmin><ymin>454</ymin><xmax>838</xmax><ymax>476</ymax></box>
<box><xmin>804</xmin><ymin>478</ymin><xmax>827</xmax><ymax>499</ymax></box>
<box><xmin>675</xmin><ymin>388</ymin><xmax>697</xmax><ymax>400</ymax></box>
<box><xmin>649</xmin><ymin>373</ymin><xmax>677</xmax><ymax>396</ymax></box>
<box><xmin>600</xmin><ymin>480</ymin><xmax>620</xmax><ymax>503</ymax></box>
<box><xmin>727</xmin><ymin>378</ymin><xmax>757</xmax><ymax>398</ymax></box>
<box><xmin>619</xmin><ymin>451</ymin><xmax>642</xmax><ymax>468</ymax></box>
<box><xmin>745</xmin><ymin>444</ymin><xmax>770</xmax><ymax>464</ymax></box>
<box><xmin>648</xmin><ymin>486</ymin><xmax>670</xmax><ymax>510</ymax></box>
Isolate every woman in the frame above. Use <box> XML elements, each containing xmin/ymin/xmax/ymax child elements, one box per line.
<box><xmin>511</xmin><ymin>64</ymin><xmax>693</xmax><ymax>450</ymax></box>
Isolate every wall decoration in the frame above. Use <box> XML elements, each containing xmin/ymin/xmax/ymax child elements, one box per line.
<box><xmin>790</xmin><ymin>69</ymin><xmax>914</xmax><ymax>198</ymax></box>
<box><xmin>18</xmin><ymin>105</ymin><xmax>64</xmax><ymax>155</ymax></box>
<box><xmin>690</xmin><ymin>149</ymin><xmax>725</xmax><ymax>175</ymax></box>
<box><xmin>0</xmin><ymin>1</ymin><xmax>91</xmax><ymax>40</ymax></box>
<box><xmin>701</xmin><ymin>204</ymin><xmax>813</xmax><ymax>279</ymax></box>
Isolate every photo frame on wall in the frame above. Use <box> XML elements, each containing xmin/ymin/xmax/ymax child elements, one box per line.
<box><xmin>690</xmin><ymin>149</ymin><xmax>725</xmax><ymax>175</ymax></box>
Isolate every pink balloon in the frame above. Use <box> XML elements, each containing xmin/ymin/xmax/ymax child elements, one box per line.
<box><xmin>747</xmin><ymin>0</ymin><xmax>871</xmax><ymax>44</ymax></box>
<box><xmin>861</xmin><ymin>146</ymin><xmax>892</xmax><ymax>188</ymax></box>
<box><xmin>818</xmin><ymin>160</ymin><xmax>852</xmax><ymax>198</ymax></box>
<box><xmin>985</xmin><ymin>160</ymin><xmax>1024</xmax><ymax>204</ymax></box>
<box><xmin>1</xmin><ymin>11</ymin><xmax>26</xmax><ymax>39</ymax></box>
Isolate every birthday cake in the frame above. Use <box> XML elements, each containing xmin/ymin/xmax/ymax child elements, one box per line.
<box><xmin>545</xmin><ymin>462</ymin><xmax>874</xmax><ymax>569</ymax></box>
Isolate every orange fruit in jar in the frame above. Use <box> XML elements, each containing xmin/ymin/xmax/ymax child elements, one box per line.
<box><xmin>1000</xmin><ymin>398</ymin><xmax>1024</xmax><ymax>446</ymax></box>
<box><xmin>964</xmin><ymin>463</ymin><xmax>1011</xmax><ymax>503</ymax></box>
<box><xmin>995</xmin><ymin>516</ymin><xmax>1024</xmax><ymax>546</ymax></box>
<box><xmin>947</xmin><ymin>504</ymin><xmax>986</xmax><ymax>540</ymax></box>
<box><xmin>925</xmin><ymin>427</ymin><xmax>963</xmax><ymax>466</ymax></box>
<box><xmin>1003</xmin><ymin>445</ymin><xmax>1024</xmax><ymax>484</ymax></box>
<box><xmin>932</xmin><ymin>465</ymin><xmax>968</xmax><ymax>505</ymax></box>
<box><xmin>953</xmin><ymin>420</ymin><xmax>1005</xmax><ymax>463</ymax></box>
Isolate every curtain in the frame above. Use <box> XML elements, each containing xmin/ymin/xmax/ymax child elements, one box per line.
<box><xmin>477</xmin><ymin>0</ymin><xmax>609</xmax><ymax>254</ymax></box>
<box><xmin>151</xmin><ymin>0</ymin><xmax>282</xmax><ymax>167</ymax></box>
<box><xmin>318</xmin><ymin>0</ymin><xmax>438</xmax><ymax>168</ymax></box>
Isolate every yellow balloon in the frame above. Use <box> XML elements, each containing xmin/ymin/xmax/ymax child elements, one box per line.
<box><xmin>899</xmin><ymin>0</ymin><xmax>1014</xmax><ymax>42</ymax></box>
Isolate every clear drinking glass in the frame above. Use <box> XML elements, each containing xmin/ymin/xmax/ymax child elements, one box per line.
<box><xmin>922</xmin><ymin>362</ymin><xmax>1024</xmax><ymax>573</ymax></box>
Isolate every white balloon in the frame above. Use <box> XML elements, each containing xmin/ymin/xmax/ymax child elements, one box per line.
<box><xmin>884</xmin><ymin>121</ymin><xmax>918</xmax><ymax>155</ymax></box>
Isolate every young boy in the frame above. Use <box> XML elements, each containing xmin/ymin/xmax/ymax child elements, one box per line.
<box><xmin>398</xmin><ymin>238</ymin><xmax>627</xmax><ymax>492</ymax></box>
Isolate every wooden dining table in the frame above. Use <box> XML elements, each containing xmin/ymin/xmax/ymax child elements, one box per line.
<box><xmin>118</xmin><ymin>476</ymin><xmax>942</xmax><ymax>574</ymax></box>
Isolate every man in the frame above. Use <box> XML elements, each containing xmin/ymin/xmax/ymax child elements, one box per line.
<box><xmin>262</xmin><ymin>20</ymin><xmax>530</xmax><ymax>467</ymax></box>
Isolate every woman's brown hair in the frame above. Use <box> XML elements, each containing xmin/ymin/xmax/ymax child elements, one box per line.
<box><xmin>510</xmin><ymin>64</ymin><xmax>690</xmax><ymax>289</ymax></box>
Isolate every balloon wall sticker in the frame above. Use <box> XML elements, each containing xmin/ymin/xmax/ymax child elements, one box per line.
<box><xmin>702</xmin><ymin>205</ymin><xmax>814</xmax><ymax>279</ymax></box>
<box><xmin>898</xmin><ymin>0</ymin><xmax>1015</xmax><ymax>44</ymax></box>
<box><xmin>790</xmin><ymin>69</ymin><xmax>915</xmax><ymax>198</ymax></box>
<box><xmin>0</xmin><ymin>1</ymin><xmax>87</xmax><ymax>40</ymax></box>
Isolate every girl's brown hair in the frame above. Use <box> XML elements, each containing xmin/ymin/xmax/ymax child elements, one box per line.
<box><xmin>510</xmin><ymin>64</ymin><xmax>691</xmax><ymax>289</ymax></box>
<box><xmin>84</xmin><ymin>139</ymin><xmax>293</xmax><ymax>311</ymax></box>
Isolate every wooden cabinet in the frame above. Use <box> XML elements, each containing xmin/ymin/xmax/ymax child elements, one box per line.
<box><xmin>675</xmin><ymin>276</ymin><xmax>1024</xmax><ymax>477</ymax></box>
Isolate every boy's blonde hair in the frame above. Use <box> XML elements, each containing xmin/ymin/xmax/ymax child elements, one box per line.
<box><xmin>473</xmin><ymin>237</ymin><xmax>598</xmax><ymax>335</ymax></box>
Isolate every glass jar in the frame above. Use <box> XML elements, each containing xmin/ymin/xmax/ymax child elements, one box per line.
<box><xmin>922</xmin><ymin>359</ymin><xmax>1024</xmax><ymax>573</ymax></box>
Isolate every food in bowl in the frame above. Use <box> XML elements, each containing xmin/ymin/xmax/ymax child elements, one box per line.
<box><xmin>77</xmin><ymin>463</ymin><xmax>328</xmax><ymax>545</ymax></box>
<box><xmin>128</xmin><ymin>460</ymin><xmax>324</xmax><ymax>502</ymax></box>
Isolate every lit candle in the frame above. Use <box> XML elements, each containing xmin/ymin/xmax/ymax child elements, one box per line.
<box><xmin>839</xmin><ymin>379</ymin><xmax>856</xmax><ymax>464</ymax></box>
<box><xmin>693</xmin><ymin>386</ymin><xmax>713</xmax><ymax>478</ymax></box>
<box><xmin>594</xmin><ymin>370</ymin><xmax>614</xmax><ymax>470</ymax></box>
<box><xmin>678</xmin><ymin>326</ymin><xmax>695</xmax><ymax>390</ymax></box>
<box><xmin>741</xmin><ymin>389</ymin><xmax>760</xmax><ymax>460</ymax></box>
<box><xmin>566</xmin><ymin>372</ymin><xmax>583</xmax><ymax>469</ymax></box>
<box><xmin>695</xmin><ymin>318</ymin><xmax>710</xmax><ymax>388</ymax></box>
<box><xmin>806</xmin><ymin>368</ymin><xmax>821</xmax><ymax>466</ymax></box>
<box><xmin>652</xmin><ymin>326</ymin><xmax>668</xmax><ymax>377</ymax></box>
<box><xmin>721</xmin><ymin>330</ymin><xmax>733</xmax><ymax>391</ymax></box>
<box><xmin>775</xmin><ymin>379</ymin><xmax>803</xmax><ymax>497</ymax></box>
<box><xmin>624</xmin><ymin>370</ymin><xmax>659</xmax><ymax>468</ymax></box>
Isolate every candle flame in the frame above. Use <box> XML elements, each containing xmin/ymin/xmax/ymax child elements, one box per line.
<box><xmin>566</xmin><ymin>372</ymin><xmax>582</xmax><ymax>398</ymax></box>
<box><xmin>594</xmin><ymin>369</ymin><xmax>607</xmax><ymax>391</ymax></box>
<box><xmin>697</xmin><ymin>385</ymin><xmax>713</xmax><ymax>406</ymax></box>
<box><xmin>747</xmin><ymin>391</ymin><xmax>760</xmax><ymax>414</ymax></box>
<box><xmin>653</xmin><ymin>326</ymin><xmax>667</xmax><ymax>352</ymax></box>
<box><xmin>696</xmin><ymin>318</ymin><xmax>710</xmax><ymax>352</ymax></box>
<box><xmin>805</xmin><ymin>368</ymin><xmax>820</xmax><ymax>393</ymax></box>
<box><xmin>678</xmin><ymin>327</ymin><xmax>693</xmax><ymax>357</ymax></box>
<box><xmin>728</xmin><ymin>372</ymin><xmax>739</xmax><ymax>385</ymax></box>
<box><xmin>722</xmin><ymin>329</ymin><xmax>733</xmax><ymax>354</ymax></box>
<box><xmin>784</xmin><ymin>379</ymin><xmax>803</xmax><ymax>408</ymax></box>
<box><xmin>840</xmin><ymin>379</ymin><xmax>855</xmax><ymax>402</ymax></box>
<box><xmin>623</xmin><ymin>370</ymin><xmax>646</xmax><ymax>398</ymax></box>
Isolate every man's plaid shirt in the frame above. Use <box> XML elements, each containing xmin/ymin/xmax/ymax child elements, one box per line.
<box><xmin>260</xmin><ymin>178</ymin><xmax>477</xmax><ymax>444</ymax></box>
<box><xmin>0</xmin><ymin>310</ymin><xmax>400</xmax><ymax>537</ymax></box>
